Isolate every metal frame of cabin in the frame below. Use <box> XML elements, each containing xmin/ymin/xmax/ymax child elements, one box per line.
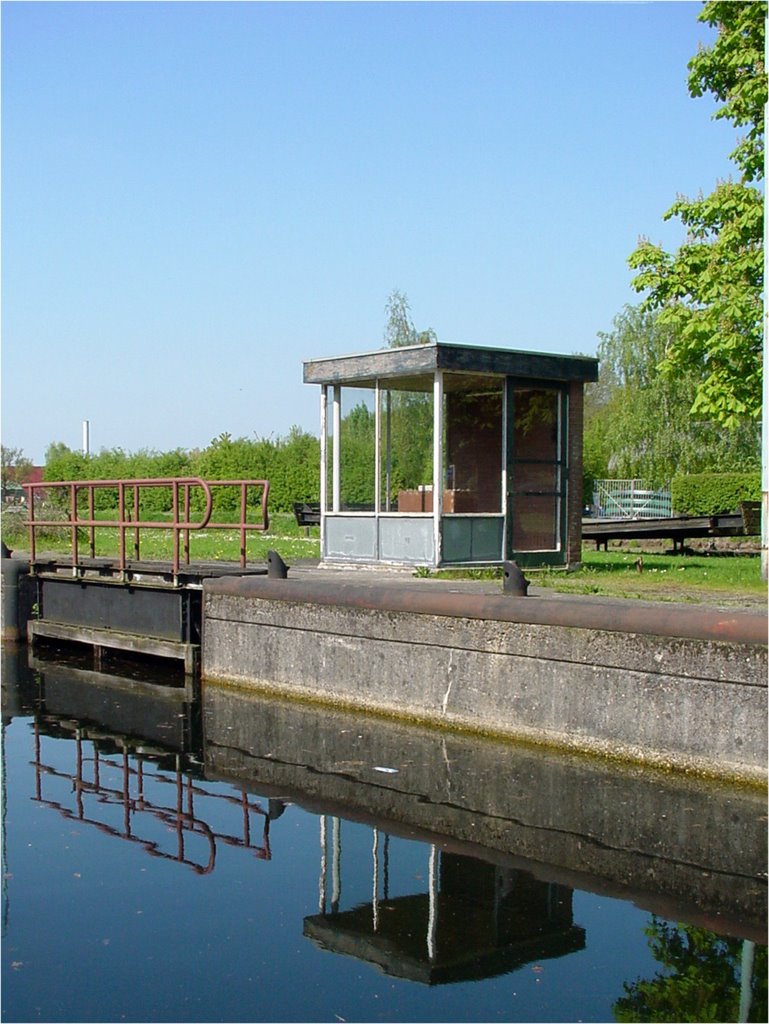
<box><xmin>304</xmin><ymin>342</ymin><xmax>598</xmax><ymax>569</ymax></box>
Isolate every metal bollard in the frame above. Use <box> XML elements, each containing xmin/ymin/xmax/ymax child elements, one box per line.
<box><xmin>267</xmin><ymin>550</ymin><xmax>289</xmax><ymax>579</ymax></box>
<box><xmin>2</xmin><ymin>550</ymin><xmax>31</xmax><ymax>641</ymax></box>
<box><xmin>502</xmin><ymin>560</ymin><xmax>529</xmax><ymax>596</ymax></box>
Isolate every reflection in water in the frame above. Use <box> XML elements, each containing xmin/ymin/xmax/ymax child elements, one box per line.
<box><xmin>306</xmin><ymin>831</ymin><xmax>585</xmax><ymax>985</ymax></box>
<box><xmin>1</xmin><ymin>642</ymin><xmax>766</xmax><ymax>1023</ymax></box>
<box><xmin>615</xmin><ymin>921</ymin><xmax>766</xmax><ymax>1023</ymax></box>
<box><xmin>31</xmin><ymin>719</ymin><xmax>272</xmax><ymax>874</ymax></box>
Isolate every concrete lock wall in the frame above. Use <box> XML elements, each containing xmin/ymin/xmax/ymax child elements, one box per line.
<box><xmin>201</xmin><ymin>577</ymin><xmax>768</xmax><ymax>784</ymax></box>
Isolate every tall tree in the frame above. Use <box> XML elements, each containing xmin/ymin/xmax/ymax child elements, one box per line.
<box><xmin>384</xmin><ymin>289</ymin><xmax>437</xmax><ymax>348</ymax></box>
<box><xmin>1</xmin><ymin>446</ymin><xmax>33</xmax><ymax>489</ymax></box>
<box><xmin>584</xmin><ymin>305</ymin><xmax>760</xmax><ymax>489</ymax></box>
<box><xmin>628</xmin><ymin>1</ymin><xmax>765</xmax><ymax>428</ymax></box>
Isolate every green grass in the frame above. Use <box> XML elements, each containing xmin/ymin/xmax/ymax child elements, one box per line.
<box><xmin>431</xmin><ymin>548</ymin><xmax>766</xmax><ymax>602</ymax></box>
<box><xmin>533</xmin><ymin>548</ymin><xmax>766</xmax><ymax>601</ymax></box>
<box><xmin>1</xmin><ymin>509</ymin><xmax>321</xmax><ymax>565</ymax></box>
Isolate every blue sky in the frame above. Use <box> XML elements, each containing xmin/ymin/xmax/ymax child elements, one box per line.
<box><xmin>2</xmin><ymin>0</ymin><xmax>737</xmax><ymax>464</ymax></box>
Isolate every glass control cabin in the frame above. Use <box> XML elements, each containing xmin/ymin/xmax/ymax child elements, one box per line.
<box><xmin>303</xmin><ymin>342</ymin><xmax>598</xmax><ymax>569</ymax></box>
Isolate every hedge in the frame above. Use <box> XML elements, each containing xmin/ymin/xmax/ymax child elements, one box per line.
<box><xmin>671</xmin><ymin>472</ymin><xmax>761</xmax><ymax>517</ymax></box>
<box><xmin>42</xmin><ymin>433</ymin><xmax>321</xmax><ymax>516</ymax></box>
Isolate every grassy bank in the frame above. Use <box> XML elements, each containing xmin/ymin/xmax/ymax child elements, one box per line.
<box><xmin>2</xmin><ymin>506</ymin><xmax>765</xmax><ymax>604</ymax></box>
<box><xmin>1</xmin><ymin>509</ymin><xmax>320</xmax><ymax>564</ymax></box>
<box><xmin>434</xmin><ymin>546</ymin><xmax>767</xmax><ymax>605</ymax></box>
<box><xmin>533</xmin><ymin>548</ymin><xmax>766</xmax><ymax>604</ymax></box>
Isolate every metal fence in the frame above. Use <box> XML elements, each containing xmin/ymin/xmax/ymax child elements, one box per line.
<box><xmin>591</xmin><ymin>479</ymin><xmax>672</xmax><ymax>520</ymax></box>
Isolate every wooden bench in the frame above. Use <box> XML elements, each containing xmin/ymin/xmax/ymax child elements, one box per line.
<box><xmin>293</xmin><ymin>501</ymin><xmax>321</xmax><ymax>533</ymax></box>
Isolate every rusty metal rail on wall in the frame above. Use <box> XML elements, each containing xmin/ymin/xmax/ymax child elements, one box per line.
<box><xmin>22</xmin><ymin>476</ymin><xmax>270</xmax><ymax>575</ymax></box>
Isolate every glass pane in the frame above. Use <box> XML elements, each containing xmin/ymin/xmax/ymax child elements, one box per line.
<box><xmin>339</xmin><ymin>387</ymin><xmax>376</xmax><ymax>511</ymax></box>
<box><xmin>512</xmin><ymin>461</ymin><xmax>558</xmax><ymax>492</ymax></box>
<box><xmin>380</xmin><ymin>391</ymin><xmax>394</xmax><ymax>511</ymax></box>
<box><xmin>512</xmin><ymin>494</ymin><xmax>559</xmax><ymax>550</ymax></box>
<box><xmin>513</xmin><ymin>390</ymin><xmax>559</xmax><ymax>461</ymax></box>
<box><xmin>445</xmin><ymin>390</ymin><xmax>503</xmax><ymax>513</ymax></box>
<box><xmin>390</xmin><ymin>391</ymin><xmax>433</xmax><ymax>511</ymax></box>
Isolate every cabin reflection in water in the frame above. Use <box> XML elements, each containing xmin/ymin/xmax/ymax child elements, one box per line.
<box><xmin>305</xmin><ymin>825</ymin><xmax>585</xmax><ymax>985</ymax></box>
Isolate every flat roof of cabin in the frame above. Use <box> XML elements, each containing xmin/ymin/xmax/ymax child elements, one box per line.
<box><xmin>303</xmin><ymin>342</ymin><xmax>598</xmax><ymax>391</ymax></box>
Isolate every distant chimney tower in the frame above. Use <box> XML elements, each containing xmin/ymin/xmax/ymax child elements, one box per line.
<box><xmin>82</xmin><ymin>420</ymin><xmax>90</xmax><ymax>456</ymax></box>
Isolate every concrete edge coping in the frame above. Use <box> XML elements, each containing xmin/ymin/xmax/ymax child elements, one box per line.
<box><xmin>202</xmin><ymin>575</ymin><xmax>768</xmax><ymax>647</ymax></box>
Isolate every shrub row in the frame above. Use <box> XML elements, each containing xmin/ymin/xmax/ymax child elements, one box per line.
<box><xmin>43</xmin><ymin>430</ymin><xmax>321</xmax><ymax>516</ymax></box>
<box><xmin>671</xmin><ymin>472</ymin><xmax>761</xmax><ymax>517</ymax></box>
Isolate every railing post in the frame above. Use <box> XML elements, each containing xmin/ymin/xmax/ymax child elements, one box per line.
<box><xmin>240</xmin><ymin>482</ymin><xmax>247</xmax><ymax>568</ymax></box>
<box><xmin>70</xmin><ymin>483</ymin><xmax>78</xmax><ymax>576</ymax></box>
<box><xmin>171</xmin><ymin>480</ymin><xmax>180</xmax><ymax>579</ymax></box>
<box><xmin>319</xmin><ymin>815</ymin><xmax>327</xmax><ymax>914</ymax></box>
<box><xmin>88</xmin><ymin>485</ymin><xmax>96</xmax><ymax>559</ymax></box>
<box><xmin>175</xmin><ymin>755</ymin><xmax>184</xmax><ymax>862</ymax></box>
<box><xmin>34</xmin><ymin>718</ymin><xmax>42</xmax><ymax>802</ymax></box>
<box><xmin>372</xmin><ymin>827</ymin><xmax>380</xmax><ymax>933</ymax></box>
<box><xmin>75</xmin><ymin>728</ymin><xmax>84</xmax><ymax>818</ymax></box>
<box><xmin>25</xmin><ymin>484</ymin><xmax>36</xmax><ymax>564</ymax></box>
<box><xmin>118</xmin><ymin>482</ymin><xmax>126</xmax><ymax>576</ymax></box>
<box><xmin>183</xmin><ymin>483</ymin><xmax>191</xmax><ymax>565</ymax></box>
<box><xmin>133</xmin><ymin>484</ymin><xmax>140</xmax><ymax>561</ymax></box>
<box><xmin>427</xmin><ymin>843</ymin><xmax>438</xmax><ymax>961</ymax></box>
<box><xmin>122</xmin><ymin>745</ymin><xmax>131</xmax><ymax>837</ymax></box>
<box><xmin>241</xmin><ymin>790</ymin><xmax>250</xmax><ymax>847</ymax></box>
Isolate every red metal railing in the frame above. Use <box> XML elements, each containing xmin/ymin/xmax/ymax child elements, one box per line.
<box><xmin>22</xmin><ymin>476</ymin><xmax>270</xmax><ymax>574</ymax></box>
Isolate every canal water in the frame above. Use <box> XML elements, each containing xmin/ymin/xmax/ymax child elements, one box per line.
<box><xmin>1</xmin><ymin>642</ymin><xmax>766</xmax><ymax>1024</ymax></box>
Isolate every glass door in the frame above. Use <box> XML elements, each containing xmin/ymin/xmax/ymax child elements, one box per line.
<box><xmin>505</xmin><ymin>383</ymin><xmax>567</xmax><ymax>564</ymax></box>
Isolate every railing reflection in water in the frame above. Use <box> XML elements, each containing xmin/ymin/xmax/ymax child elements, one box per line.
<box><xmin>31</xmin><ymin>718</ymin><xmax>272</xmax><ymax>874</ymax></box>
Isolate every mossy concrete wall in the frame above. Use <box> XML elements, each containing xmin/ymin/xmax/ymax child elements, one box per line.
<box><xmin>202</xmin><ymin>577</ymin><xmax>767</xmax><ymax>784</ymax></box>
